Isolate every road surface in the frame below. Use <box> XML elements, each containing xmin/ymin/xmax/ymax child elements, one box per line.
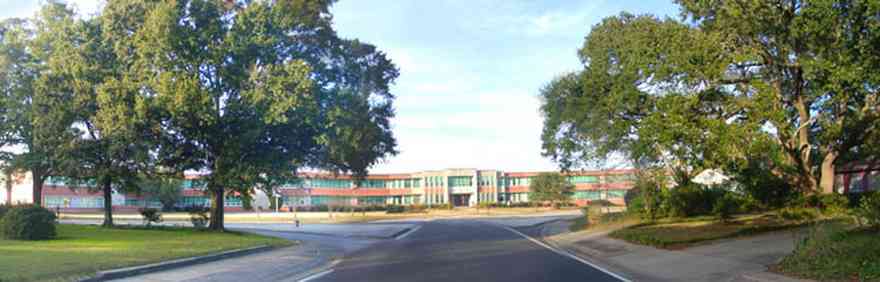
<box><xmin>306</xmin><ymin>219</ymin><xmax>623</xmax><ymax>282</ymax></box>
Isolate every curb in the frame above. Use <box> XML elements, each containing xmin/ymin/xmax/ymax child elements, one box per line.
<box><xmin>79</xmin><ymin>245</ymin><xmax>274</xmax><ymax>282</ymax></box>
<box><xmin>266</xmin><ymin>229</ymin><xmax>407</xmax><ymax>240</ymax></box>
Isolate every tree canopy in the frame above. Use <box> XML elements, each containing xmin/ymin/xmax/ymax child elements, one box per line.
<box><xmin>0</xmin><ymin>0</ymin><xmax>398</xmax><ymax>230</ymax></box>
<box><xmin>540</xmin><ymin>1</ymin><xmax>880</xmax><ymax>194</ymax></box>
<box><xmin>528</xmin><ymin>172</ymin><xmax>574</xmax><ymax>207</ymax></box>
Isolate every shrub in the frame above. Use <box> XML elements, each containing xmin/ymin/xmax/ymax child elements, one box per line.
<box><xmin>713</xmin><ymin>193</ymin><xmax>739</xmax><ymax>222</ymax></box>
<box><xmin>777</xmin><ymin>207</ymin><xmax>818</xmax><ymax>222</ymax></box>
<box><xmin>853</xmin><ymin>192</ymin><xmax>880</xmax><ymax>229</ymax></box>
<box><xmin>0</xmin><ymin>204</ymin><xmax>10</xmax><ymax>220</ymax></box>
<box><xmin>1</xmin><ymin>205</ymin><xmax>56</xmax><ymax>240</ymax></box>
<box><xmin>185</xmin><ymin>206</ymin><xmax>210</xmax><ymax>229</ymax></box>
<box><xmin>386</xmin><ymin>205</ymin><xmax>405</xmax><ymax>214</ymax></box>
<box><xmin>818</xmin><ymin>193</ymin><xmax>849</xmax><ymax>216</ymax></box>
<box><xmin>139</xmin><ymin>208</ymin><xmax>163</xmax><ymax>227</ymax></box>
<box><xmin>666</xmin><ymin>184</ymin><xmax>722</xmax><ymax>218</ymax></box>
<box><xmin>736</xmin><ymin>194</ymin><xmax>763</xmax><ymax>213</ymax></box>
<box><xmin>405</xmin><ymin>204</ymin><xmax>427</xmax><ymax>213</ymax></box>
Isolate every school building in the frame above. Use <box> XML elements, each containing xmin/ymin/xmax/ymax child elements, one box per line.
<box><xmin>7</xmin><ymin>168</ymin><xmax>637</xmax><ymax>212</ymax></box>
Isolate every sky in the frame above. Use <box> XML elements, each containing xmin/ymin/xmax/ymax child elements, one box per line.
<box><xmin>1</xmin><ymin>0</ymin><xmax>679</xmax><ymax>174</ymax></box>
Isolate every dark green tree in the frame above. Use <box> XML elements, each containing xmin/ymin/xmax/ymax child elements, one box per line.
<box><xmin>541</xmin><ymin>1</ymin><xmax>880</xmax><ymax>194</ymax></box>
<box><xmin>115</xmin><ymin>0</ymin><xmax>397</xmax><ymax>230</ymax></box>
<box><xmin>528</xmin><ymin>172</ymin><xmax>574</xmax><ymax>208</ymax></box>
<box><xmin>0</xmin><ymin>3</ymin><xmax>80</xmax><ymax>206</ymax></box>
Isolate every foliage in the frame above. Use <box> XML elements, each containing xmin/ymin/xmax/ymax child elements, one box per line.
<box><xmin>853</xmin><ymin>192</ymin><xmax>880</xmax><ymax>229</ymax></box>
<box><xmin>777</xmin><ymin>207</ymin><xmax>819</xmax><ymax>223</ymax></box>
<box><xmin>0</xmin><ymin>204</ymin><xmax>9</xmax><ymax>220</ymax></box>
<box><xmin>610</xmin><ymin>215</ymin><xmax>813</xmax><ymax>249</ymax></box>
<box><xmin>633</xmin><ymin>173</ymin><xmax>666</xmax><ymax>221</ymax></box>
<box><xmin>665</xmin><ymin>184</ymin><xmax>723</xmax><ymax>218</ymax></box>
<box><xmin>185</xmin><ymin>206</ymin><xmax>209</xmax><ymax>229</ymax></box>
<box><xmin>385</xmin><ymin>205</ymin><xmax>405</xmax><ymax>214</ymax></box>
<box><xmin>138</xmin><ymin>208</ymin><xmax>162</xmax><ymax>227</ymax></box>
<box><xmin>712</xmin><ymin>193</ymin><xmax>738</xmax><ymax>222</ymax></box>
<box><xmin>102</xmin><ymin>0</ymin><xmax>399</xmax><ymax>231</ymax></box>
<box><xmin>140</xmin><ymin>176</ymin><xmax>183</xmax><ymax>211</ymax></box>
<box><xmin>779</xmin><ymin>223</ymin><xmax>880</xmax><ymax>281</ymax></box>
<box><xmin>817</xmin><ymin>193</ymin><xmax>849</xmax><ymax>217</ymax></box>
<box><xmin>528</xmin><ymin>172</ymin><xmax>574</xmax><ymax>207</ymax></box>
<box><xmin>0</xmin><ymin>3</ymin><xmax>79</xmax><ymax>206</ymax></box>
<box><xmin>0</xmin><ymin>205</ymin><xmax>56</xmax><ymax>240</ymax></box>
<box><xmin>539</xmin><ymin>1</ymin><xmax>880</xmax><ymax>195</ymax></box>
<box><xmin>729</xmin><ymin>157</ymin><xmax>797</xmax><ymax>208</ymax></box>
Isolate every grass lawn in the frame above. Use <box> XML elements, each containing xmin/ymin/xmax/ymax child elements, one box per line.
<box><xmin>569</xmin><ymin>210</ymin><xmax>640</xmax><ymax>232</ymax></box>
<box><xmin>0</xmin><ymin>224</ymin><xmax>292</xmax><ymax>282</ymax></box>
<box><xmin>608</xmin><ymin>213</ymin><xmax>813</xmax><ymax>249</ymax></box>
<box><xmin>777</xmin><ymin>223</ymin><xmax>880</xmax><ymax>281</ymax></box>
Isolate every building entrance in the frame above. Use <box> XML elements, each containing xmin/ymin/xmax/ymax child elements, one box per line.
<box><xmin>451</xmin><ymin>194</ymin><xmax>470</xmax><ymax>207</ymax></box>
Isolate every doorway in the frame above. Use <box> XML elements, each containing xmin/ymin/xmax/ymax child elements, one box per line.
<box><xmin>451</xmin><ymin>194</ymin><xmax>470</xmax><ymax>207</ymax></box>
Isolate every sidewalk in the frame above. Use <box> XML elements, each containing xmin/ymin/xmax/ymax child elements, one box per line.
<box><xmin>541</xmin><ymin>220</ymin><xmax>813</xmax><ymax>282</ymax></box>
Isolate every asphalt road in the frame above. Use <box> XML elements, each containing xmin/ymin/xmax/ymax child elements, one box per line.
<box><xmin>306</xmin><ymin>219</ymin><xmax>624</xmax><ymax>282</ymax></box>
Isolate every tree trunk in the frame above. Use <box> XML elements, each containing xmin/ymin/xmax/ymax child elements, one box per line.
<box><xmin>5</xmin><ymin>172</ymin><xmax>12</xmax><ymax>206</ymax></box>
<box><xmin>208</xmin><ymin>185</ymin><xmax>225</xmax><ymax>231</ymax></box>
<box><xmin>819</xmin><ymin>150</ymin><xmax>838</xmax><ymax>194</ymax></box>
<box><xmin>32</xmin><ymin>168</ymin><xmax>44</xmax><ymax>206</ymax></box>
<box><xmin>102</xmin><ymin>177</ymin><xmax>114</xmax><ymax>227</ymax></box>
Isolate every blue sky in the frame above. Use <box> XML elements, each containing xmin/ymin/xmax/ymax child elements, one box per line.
<box><xmin>1</xmin><ymin>0</ymin><xmax>679</xmax><ymax>173</ymax></box>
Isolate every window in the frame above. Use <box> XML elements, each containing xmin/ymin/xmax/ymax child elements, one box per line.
<box><xmin>574</xmin><ymin>191</ymin><xmax>602</xmax><ymax>200</ymax></box>
<box><xmin>605</xmin><ymin>174</ymin><xmax>636</xmax><ymax>183</ymax></box>
<box><xmin>568</xmin><ymin>176</ymin><xmax>598</xmax><ymax>184</ymax></box>
<box><xmin>449</xmin><ymin>176</ymin><xmax>472</xmax><ymax>187</ymax></box>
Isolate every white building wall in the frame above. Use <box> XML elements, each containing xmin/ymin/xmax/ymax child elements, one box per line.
<box><xmin>7</xmin><ymin>171</ymin><xmax>34</xmax><ymax>205</ymax></box>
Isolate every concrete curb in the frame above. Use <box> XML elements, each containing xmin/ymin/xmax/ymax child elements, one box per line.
<box><xmin>738</xmin><ymin>271</ymin><xmax>814</xmax><ymax>282</ymax></box>
<box><xmin>79</xmin><ymin>245</ymin><xmax>274</xmax><ymax>282</ymax></box>
<box><xmin>258</xmin><ymin>227</ymin><xmax>410</xmax><ymax>240</ymax></box>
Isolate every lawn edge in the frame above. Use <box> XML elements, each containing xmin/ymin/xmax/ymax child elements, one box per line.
<box><xmin>78</xmin><ymin>244</ymin><xmax>277</xmax><ymax>282</ymax></box>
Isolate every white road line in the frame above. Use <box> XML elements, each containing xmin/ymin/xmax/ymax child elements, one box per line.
<box><xmin>297</xmin><ymin>259</ymin><xmax>341</xmax><ymax>282</ymax></box>
<box><xmin>395</xmin><ymin>225</ymin><xmax>422</xmax><ymax>240</ymax></box>
<box><xmin>502</xmin><ymin>226</ymin><xmax>632</xmax><ymax>282</ymax></box>
<box><xmin>298</xmin><ymin>269</ymin><xmax>334</xmax><ymax>282</ymax></box>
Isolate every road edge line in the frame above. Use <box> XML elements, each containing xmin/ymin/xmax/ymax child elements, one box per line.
<box><xmin>502</xmin><ymin>226</ymin><xmax>631</xmax><ymax>282</ymax></box>
<box><xmin>394</xmin><ymin>225</ymin><xmax>422</xmax><ymax>240</ymax></box>
<box><xmin>299</xmin><ymin>269</ymin><xmax>334</xmax><ymax>282</ymax></box>
<box><xmin>296</xmin><ymin>259</ymin><xmax>341</xmax><ymax>282</ymax></box>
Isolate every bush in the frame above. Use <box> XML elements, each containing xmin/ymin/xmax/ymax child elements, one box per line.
<box><xmin>666</xmin><ymin>184</ymin><xmax>724</xmax><ymax>218</ymax></box>
<box><xmin>139</xmin><ymin>208</ymin><xmax>163</xmax><ymax>227</ymax></box>
<box><xmin>853</xmin><ymin>192</ymin><xmax>880</xmax><ymax>229</ymax></box>
<box><xmin>185</xmin><ymin>206</ymin><xmax>210</xmax><ymax>229</ymax></box>
<box><xmin>386</xmin><ymin>205</ymin><xmax>405</xmax><ymax>214</ymax></box>
<box><xmin>818</xmin><ymin>193</ymin><xmax>849</xmax><ymax>216</ymax></box>
<box><xmin>0</xmin><ymin>204</ymin><xmax>10</xmax><ymax>220</ymax></box>
<box><xmin>405</xmin><ymin>204</ymin><xmax>427</xmax><ymax>213</ymax></box>
<box><xmin>713</xmin><ymin>193</ymin><xmax>739</xmax><ymax>222</ymax></box>
<box><xmin>777</xmin><ymin>207</ymin><xmax>819</xmax><ymax>222</ymax></box>
<box><xmin>1</xmin><ymin>205</ymin><xmax>56</xmax><ymax>240</ymax></box>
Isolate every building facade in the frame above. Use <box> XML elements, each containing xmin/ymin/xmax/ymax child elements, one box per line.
<box><xmin>29</xmin><ymin>168</ymin><xmax>637</xmax><ymax>212</ymax></box>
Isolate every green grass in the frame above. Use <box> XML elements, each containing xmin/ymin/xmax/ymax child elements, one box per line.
<box><xmin>0</xmin><ymin>224</ymin><xmax>292</xmax><ymax>282</ymax></box>
<box><xmin>569</xmin><ymin>211</ymin><xmax>638</xmax><ymax>232</ymax></box>
<box><xmin>609</xmin><ymin>213</ymin><xmax>812</xmax><ymax>249</ymax></box>
<box><xmin>777</xmin><ymin>223</ymin><xmax>880</xmax><ymax>281</ymax></box>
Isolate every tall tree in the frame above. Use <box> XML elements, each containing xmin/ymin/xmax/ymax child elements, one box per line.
<box><xmin>121</xmin><ymin>0</ymin><xmax>397</xmax><ymax>230</ymax></box>
<box><xmin>676</xmin><ymin>0</ymin><xmax>880</xmax><ymax>193</ymax></box>
<box><xmin>24</xmin><ymin>1</ymin><xmax>158</xmax><ymax>227</ymax></box>
<box><xmin>0</xmin><ymin>3</ymin><xmax>78</xmax><ymax>206</ymax></box>
<box><xmin>528</xmin><ymin>172</ymin><xmax>575</xmax><ymax>208</ymax></box>
<box><xmin>541</xmin><ymin>1</ymin><xmax>880</xmax><ymax>194</ymax></box>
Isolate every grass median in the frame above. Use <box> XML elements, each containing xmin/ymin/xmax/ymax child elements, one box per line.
<box><xmin>608</xmin><ymin>213</ymin><xmax>813</xmax><ymax>249</ymax></box>
<box><xmin>0</xmin><ymin>224</ymin><xmax>293</xmax><ymax>282</ymax></box>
